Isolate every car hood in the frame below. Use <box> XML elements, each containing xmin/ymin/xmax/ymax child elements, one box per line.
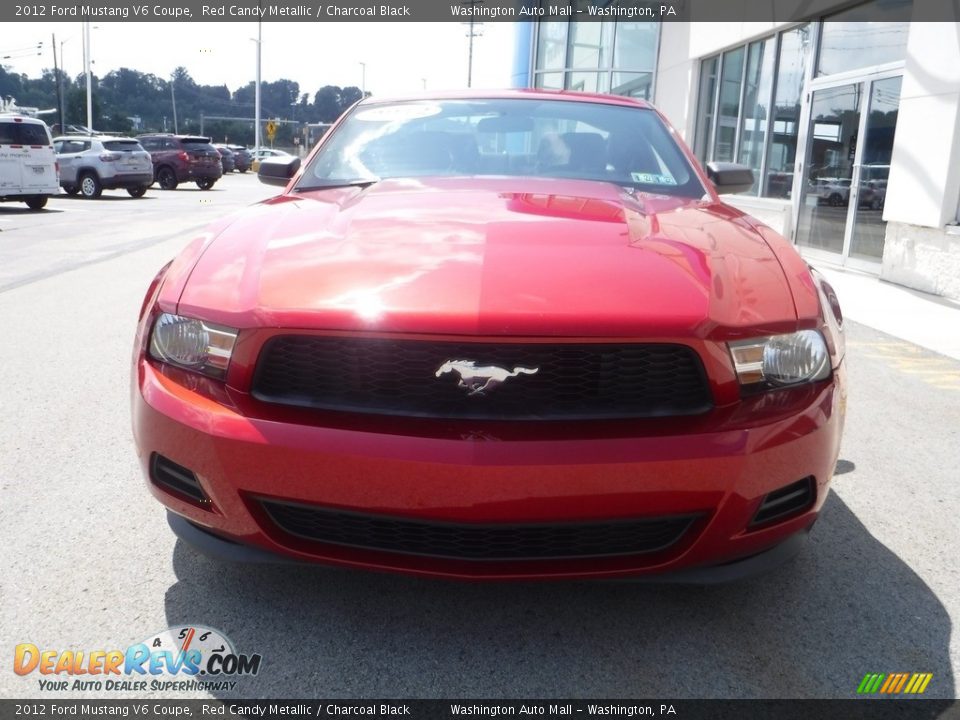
<box><xmin>175</xmin><ymin>177</ymin><xmax>799</xmax><ymax>338</ymax></box>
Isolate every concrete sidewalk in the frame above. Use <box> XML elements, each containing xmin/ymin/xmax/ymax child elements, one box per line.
<box><xmin>811</xmin><ymin>263</ymin><xmax>960</xmax><ymax>361</ymax></box>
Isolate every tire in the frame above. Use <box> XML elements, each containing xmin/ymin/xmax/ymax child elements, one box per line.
<box><xmin>196</xmin><ymin>178</ymin><xmax>216</xmax><ymax>190</ymax></box>
<box><xmin>238</xmin><ymin>168</ymin><xmax>247</xmax><ymax>174</ymax></box>
<box><xmin>828</xmin><ymin>193</ymin><xmax>842</xmax><ymax>207</ymax></box>
<box><xmin>157</xmin><ymin>167</ymin><xmax>178</xmax><ymax>190</ymax></box>
<box><xmin>24</xmin><ymin>196</ymin><xmax>47</xmax><ymax>210</ymax></box>
<box><xmin>127</xmin><ymin>185</ymin><xmax>148</xmax><ymax>198</ymax></box>
<box><xmin>63</xmin><ymin>185</ymin><xmax>80</xmax><ymax>196</ymax></box>
<box><xmin>79</xmin><ymin>172</ymin><xmax>102</xmax><ymax>199</ymax></box>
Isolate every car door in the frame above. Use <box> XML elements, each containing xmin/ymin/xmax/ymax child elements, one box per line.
<box><xmin>55</xmin><ymin>139</ymin><xmax>85</xmax><ymax>186</ymax></box>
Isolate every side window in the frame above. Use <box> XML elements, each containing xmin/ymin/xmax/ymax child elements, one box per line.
<box><xmin>54</xmin><ymin>140</ymin><xmax>64</xmax><ymax>153</ymax></box>
<box><xmin>163</xmin><ymin>139</ymin><xmax>178</xmax><ymax>151</ymax></box>
<box><xmin>140</xmin><ymin>138</ymin><xmax>156</xmax><ymax>151</ymax></box>
<box><xmin>0</xmin><ymin>123</ymin><xmax>15</xmax><ymax>144</ymax></box>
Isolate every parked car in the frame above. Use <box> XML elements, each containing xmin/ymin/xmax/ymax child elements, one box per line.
<box><xmin>814</xmin><ymin>177</ymin><xmax>851</xmax><ymax>206</ymax></box>
<box><xmin>859</xmin><ymin>179</ymin><xmax>887</xmax><ymax>210</ymax></box>
<box><xmin>213</xmin><ymin>144</ymin><xmax>235</xmax><ymax>173</ymax></box>
<box><xmin>227</xmin><ymin>144</ymin><xmax>252</xmax><ymax>173</ymax></box>
<box><xmin>136</xmin><ymin>134</ymin><xmax>222</xmax><ymax>190</ymax></box>
<box><xmin>133</xmin><ymin>91</ymin><xmax>846</xmax><ymax>581</ymax></box>
<box><xmin>53</xmin><ymin>135</ymin><xmax>153</xmax><ymax>198</ymax></box>
<box><xmin>0</xmin><ymin>113</ymin><xmax>59</xmax><ymax>210</ymax></box>
<box><xmin>249</xmin><ymin>147</ymin><xmax>291</xmax><ymax>172</ymax></box>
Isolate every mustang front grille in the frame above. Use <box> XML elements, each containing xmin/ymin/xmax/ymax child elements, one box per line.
<box><xmin>250</xmin><ymin>337</ymin><xmax>712</xmax><ymax>420</ymax></box>
<box><xmin>258</xmin><ymin>499</ymin><xmax>701</xmax><ymax>561</ymax></box>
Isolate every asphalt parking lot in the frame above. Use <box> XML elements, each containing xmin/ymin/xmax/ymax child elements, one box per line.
<box><xmin>0</xmin><ymin>174</ymin><xmax>958</xmax><ymax>700</ymax></box>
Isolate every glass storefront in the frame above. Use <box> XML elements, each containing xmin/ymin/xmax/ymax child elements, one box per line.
<box><xmin>694</xmin><ymin>25</ymin><xmax>813</xmax><ymax>199</ymax></box>
<box><xmin>795</xmin><ymin>74</ymin><xmax>902</xmax><ymax>267</ymax></box>
<box><xmin>524</xmin><ymin>0</ymin><xmax>915</xmax><ymax>270</ymax></box>
<box><xmin>532</xmin><ymin>17</ymin><xmax>660</xmax><ymax>100</ymax></box>
<box><xmin>691</xmin><ymin>0</ymin><xmax>911</xmax><ymax>268</ymax></box>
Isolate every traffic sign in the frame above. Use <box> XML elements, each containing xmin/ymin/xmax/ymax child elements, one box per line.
<box><xmin>265</xmin><ymin>120</ymin><xmax>277</xmax><ymax>142</ymax></box>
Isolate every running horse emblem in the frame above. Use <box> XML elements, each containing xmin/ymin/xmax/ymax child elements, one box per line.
<box><xmin>435</xmin><ymin>360</ymin><xmax>540</xmax><ymax>396</ymax></box>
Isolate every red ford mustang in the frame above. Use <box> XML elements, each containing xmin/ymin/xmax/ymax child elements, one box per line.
<box><xmin>132</xmin><ymin>90</ymin><xmax>846</xmax><ymax>581</ymax></box>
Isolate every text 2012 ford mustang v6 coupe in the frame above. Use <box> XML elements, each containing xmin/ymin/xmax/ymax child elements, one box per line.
<box><xmin>132</xmin><ymin>90</ymin><xmax>846</xmax><ymax>581</ymax></box>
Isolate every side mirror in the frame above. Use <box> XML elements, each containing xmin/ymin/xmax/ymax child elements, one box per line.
<box><xmin>258</xmin><ymin>156</ymin><xmax>301</xmax><ymax>187</ymax></box>
<box><xmin>706</xmin><ymin>162</ymin><xmax>754</xmax><ymax>195</ymax></box>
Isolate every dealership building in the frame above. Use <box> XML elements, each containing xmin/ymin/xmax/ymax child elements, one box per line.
<box><xmin>511</xmin><ymin>2</ymin><xmax>960</xmax><ymax>301</ymax></box>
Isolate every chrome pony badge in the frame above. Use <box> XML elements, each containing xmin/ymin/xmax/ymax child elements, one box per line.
<box><xmin>435</xmin><ymin>360</ymin><xmax>539</xmax><ymax>396</ymax></box>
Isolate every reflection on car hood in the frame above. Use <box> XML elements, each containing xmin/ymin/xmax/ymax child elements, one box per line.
<box><xmin>174</xmin><ymin>177</ymin><xmax>798</xmax><ymax>337</ymax></box>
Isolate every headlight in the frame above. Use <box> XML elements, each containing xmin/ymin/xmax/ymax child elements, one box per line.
<box><xmin>729</xmin><ymin>330</ymin><xmax>830</xmax><ymax>389</ymax></box>
<box><xmin>148</xmin><ymin>313</ymin><xmax>238</xmax><ymax>380</ymax></box>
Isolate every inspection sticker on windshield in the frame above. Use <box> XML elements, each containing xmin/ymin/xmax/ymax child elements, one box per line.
<box><xmin>631</xmin><ymin>172</ymin><xmax>677</xmax><ymax>185</ymax></box>
<box><xmin>355</xmin><ymin>104</ymin><xmax>441</xmax><ymax>122</ymax></box>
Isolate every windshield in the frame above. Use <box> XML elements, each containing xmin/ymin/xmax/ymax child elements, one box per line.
<box><xmin>296</xmin><ymin>98</ymin><xmax>705</xmax><ymax>198</ymax></box>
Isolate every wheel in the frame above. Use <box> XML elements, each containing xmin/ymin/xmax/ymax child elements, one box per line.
<box><xmin>24</xmin><ymin>196</ymin><xmax>47</xmax><ymax>210</ymax></box>
<box><xmin>238</xmin><ymin>168</ymin><xmax>247</xmax><ymax>174</ymax></box>
<box><xmin>196</xmin><ymin>178</ymin><xmax>216</xmax><ymax>190</ymax></box>
<box><xmin>63</xmin><ymin>185</ymin><xmax>80</xmax><ymax>196</ymax></box>
<box><xmin>157</xmin><ymin>167</ymin><xmax>178</xmax><ymax>190</ymax></box>
<box><xmin>127</xmin><ymin>185</ymin><xmax>148</xmax><ymax>198</ymax></box>
<box><xmin>79</xmin><ymin>172</ymin><xmax>102</xmax><ymax>199</ymax></box>
<box><xmin>828</xmin><ymin>193</ymin><xmax>842</xmax><ymax>207</ymax></box>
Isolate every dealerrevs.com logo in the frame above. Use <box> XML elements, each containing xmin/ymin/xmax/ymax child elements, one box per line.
<box><xmin>14</xmin><ymin>626</ymin><xmax>262</xmax><ymax>693</ymax></box>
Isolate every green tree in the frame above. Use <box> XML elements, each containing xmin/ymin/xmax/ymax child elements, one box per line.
<box><xmin>313</xmin><ymin>85</ymin><xmax>343</xmax><ymax>122</ymax></box>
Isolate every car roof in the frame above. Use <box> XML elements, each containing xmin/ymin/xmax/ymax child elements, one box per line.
<box><xmin>53</xmin><ymin>135</ymin><xmax>140</xmax><ymax>142</ymax></box>
<box><xmin>355</xmin><ymin>88</ymin><xmax>652</xmax><ymax>110</ymax></box>
<box><xmin>138</xmin><ymin>134</ymin><xmax>212</xmax><ymax>141</ymax></box>
<box><xmin>0</xmin><ymin>113</ymin><xmax>49</xmax><ymax>124</ymax></box>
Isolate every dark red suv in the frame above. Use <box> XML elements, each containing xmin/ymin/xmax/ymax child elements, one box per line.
<box><xmin>137</xmin><ymin>134</ymin><xmax>223</xmax><ymax>190</ymax></box>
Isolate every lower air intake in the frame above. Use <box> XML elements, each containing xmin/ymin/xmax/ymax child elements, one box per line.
<box><xmin>150</xmin><ymin>453</ymin><xmax>208</xmax><ymax>505</ymax></box>
<box><xmin>751</xmin><ymin>477</ymin><xmax>815</xmax><ymax>527</ymax></box>
<box><xmin>258</xmin><ymin>499</ymin><xmax>700</xmax><ymax>561</ymax></box>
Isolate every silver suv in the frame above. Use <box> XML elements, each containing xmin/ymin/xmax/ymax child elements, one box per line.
<box><xmin>53</xmin><ymin>135</ymin><xmax>153</xmax><ymax>198</ymax></box>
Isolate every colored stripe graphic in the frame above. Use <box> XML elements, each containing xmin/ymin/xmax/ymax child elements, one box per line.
<box><xmin>857</xmin><ymin>673</ymin><xmax>932</xmax><ymax>694</ymax></box>
<box><xmin>880</xmin><ymin>674</ymin><xmax>897</xmax><ymax>693</ymax></box>
<box><xmin>858</xmin><ymin>674</ymin><xmax>885</xmax><ymax>694</ymax></box>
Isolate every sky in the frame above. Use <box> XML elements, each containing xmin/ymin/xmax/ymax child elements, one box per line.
<box><xmin>4</xmin><ymin>22</ymin><xmax>518</xmax><ymax>99</ymax></box>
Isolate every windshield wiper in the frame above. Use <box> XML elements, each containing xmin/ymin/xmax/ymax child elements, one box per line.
<box><xmin>294</xmin><ymin>178</ymin><xmax>379</xmax><ymax>192</ymax></box>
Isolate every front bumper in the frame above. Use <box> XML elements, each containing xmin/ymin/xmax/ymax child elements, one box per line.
<box><xmin>133</xmin><ymin>359</ymin><xmax>845</xmax><ymax>581</ymax></box>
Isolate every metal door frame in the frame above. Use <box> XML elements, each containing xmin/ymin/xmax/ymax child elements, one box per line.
<box><xmin>791</xmin><ymin>63</ymin><xmax>904</xmax><ymax>272</ymax></box>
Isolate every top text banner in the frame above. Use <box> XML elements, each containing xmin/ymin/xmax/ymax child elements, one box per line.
<box><xmin>6</xmin><ymin>0</ymin><xmax>960</xmax><ymax>22</ymax></box>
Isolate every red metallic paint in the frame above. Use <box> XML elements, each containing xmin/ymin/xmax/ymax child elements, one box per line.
<box><xmin>132</xmin><ymin>91</ymin><xmax>846</xmax><ymax>579</ymax></box>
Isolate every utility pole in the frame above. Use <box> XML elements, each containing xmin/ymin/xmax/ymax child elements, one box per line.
<box><xmin>462</xmin><ymin>0</ymin><xmax>484</xmax><ymax>88</ymax></box>
<box><xmin>359</xmin><ymin>61</ymin><xmax>366</xmax><ymax>95</ymax></box>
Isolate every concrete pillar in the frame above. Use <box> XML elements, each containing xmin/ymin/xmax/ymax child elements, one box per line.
<box><xmin>884</xmin><ymin>23</ymin><xmax>960</xmax><ymax>229</ymax></box>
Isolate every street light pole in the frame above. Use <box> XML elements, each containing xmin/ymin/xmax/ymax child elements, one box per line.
<box><xmin>359</xmin><ymin>61</ymin><xmax>366</xmax><ymax>95</ymax></box>
<box><xmin>254</xmin><ymin>19</ymin><xmax>262</xmax><ymax>150</ymax></box>
<box><xmin>170</xmin><ymin>75</ymin><xmax>178</xmax><ymax>134</ymax></box>
<box><xmin>83</xmin><ymin>21</ymin><xmax>92</xmax><ymax>130</ymax></box>
<box><xmin>59</xmin><ymin>37</ymin><xmax>70</xmax><ymax>129</ymax></box>
<box><xmin>51</xmin><ymin>33</ymin><xmax>64</xmax><ymax>132</ymax></box>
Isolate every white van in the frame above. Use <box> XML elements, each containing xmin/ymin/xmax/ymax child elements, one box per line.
<box><xmin>0</xmin><ymin>114</ymin><xmax>59</xmax><ymax>210</ymax></box>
